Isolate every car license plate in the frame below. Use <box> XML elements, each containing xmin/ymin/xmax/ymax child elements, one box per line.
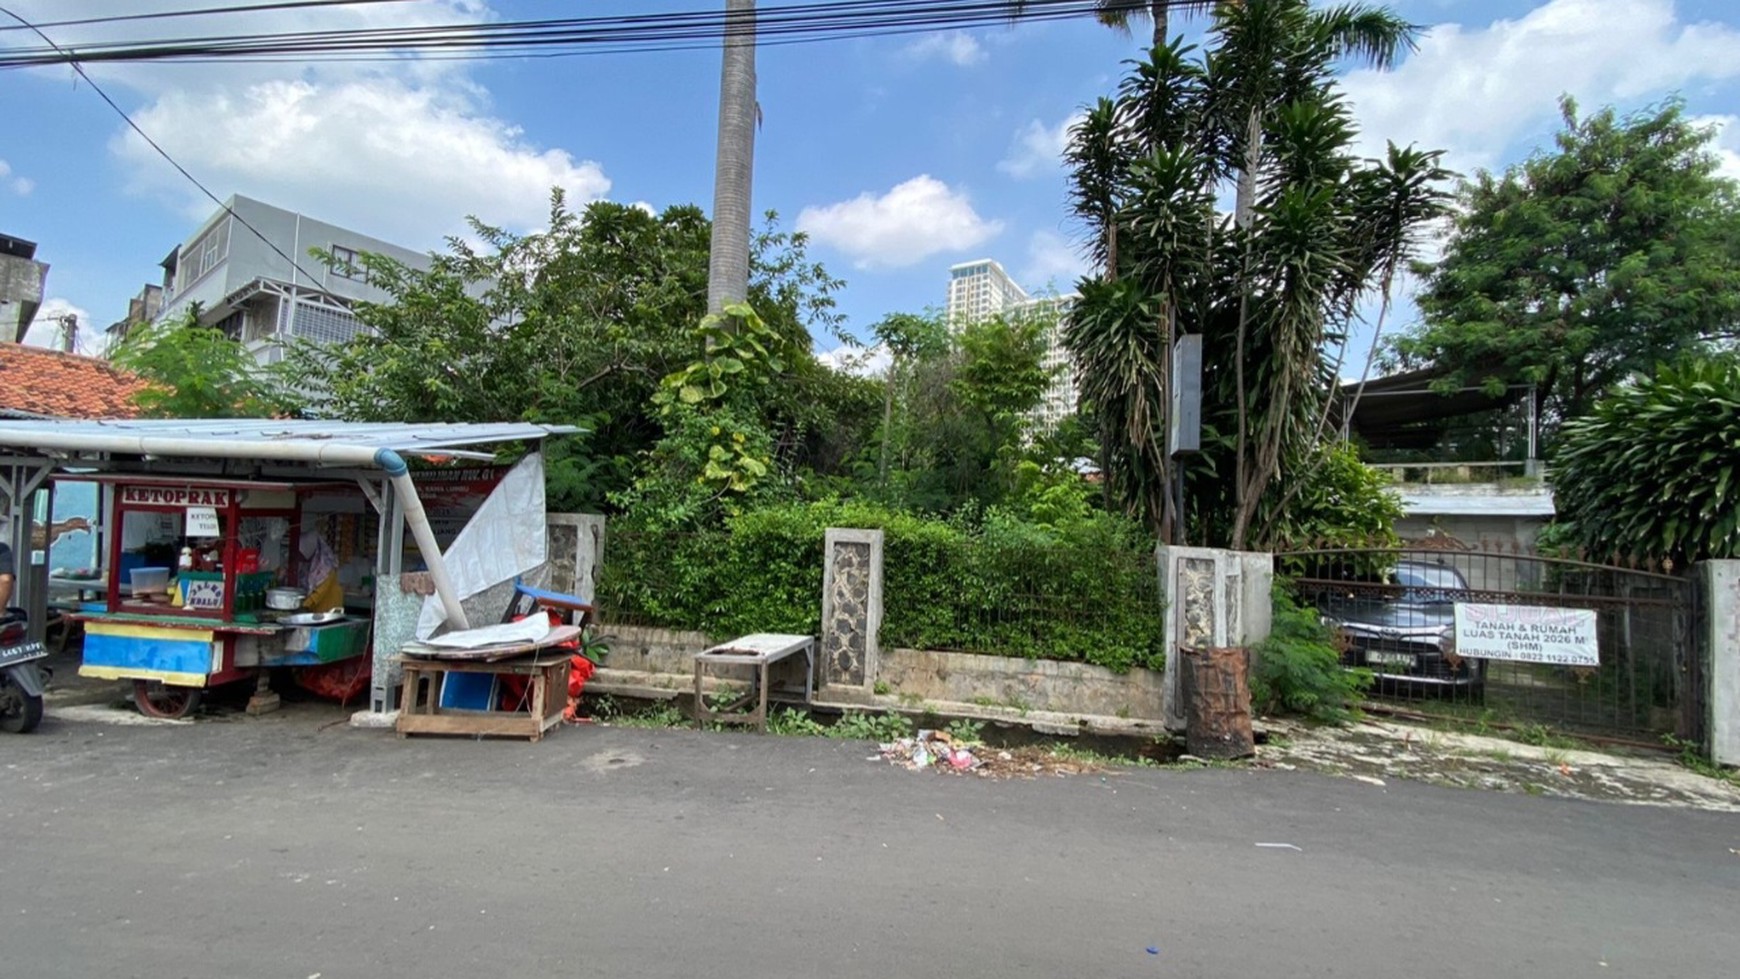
<box><xmin>0</xmin><ymin>641</ymin><xmax>47</xmax><ymax>666</ymax></box>
<box><xmin>1365</xmin><ymin>650</ymin><xmax>1416</xmax><ymax>669</ymax></box>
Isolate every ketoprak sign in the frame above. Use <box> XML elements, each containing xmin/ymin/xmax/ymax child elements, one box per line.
<box><xmin>1453</xmin><ymin>604</ymin><xmax>1599</xmax><ymax>667</ymax></box>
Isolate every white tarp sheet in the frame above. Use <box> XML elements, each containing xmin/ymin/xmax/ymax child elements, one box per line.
<box><xmin>416</xmin><ymin>453</ymin><xmax>547</xmax><ymax>639</ymax></box>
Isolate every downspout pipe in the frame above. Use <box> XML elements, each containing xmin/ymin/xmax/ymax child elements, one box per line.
<box><xmin>0</xmin><ymin>430</ymin><xmax>475</xmax><ymax>631</ymax></box>
<box><xmin>372</xmin><ymin>449</ymin><xmax>470</xmax><ymax>631</ymax></box>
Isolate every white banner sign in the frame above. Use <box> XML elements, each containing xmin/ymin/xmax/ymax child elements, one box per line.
<box><xmin>1453</xmin><ymin>604</ymin><xmax>1599</xmax><ymax>666</ymax></box>
<box><xmin>185</xmin><ymin>507</ymin><xmax>222</xmax><ymax>538</ymax></box>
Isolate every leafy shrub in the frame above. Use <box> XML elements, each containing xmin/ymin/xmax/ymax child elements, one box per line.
<box><xmin>832</xmin><ymin>710</ymin><xmax>914</xmax><ymax>742</ymax></box>
<box><xmin>1250</xmin><ymin>585</ymin><xmax>1372</xmax><ymax>723</ymax></box>
<box><xmin>597</xmin><ymin>500</ymin><xmax>1166</xmax><ymax>672</ymax></box>
<box><xmin>1552</xmin><ymin>354</ymin><xmax>1740</xmax><ymax>564</ymax></box>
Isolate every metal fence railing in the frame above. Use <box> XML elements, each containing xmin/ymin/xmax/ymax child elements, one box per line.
<box><xmin>1280</xmin><ymin>546</ymin><xmax>1696</xmax><ymax>741</ymax></box>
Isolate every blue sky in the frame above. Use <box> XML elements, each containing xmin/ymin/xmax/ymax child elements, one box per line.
<box><xmin>3</xmin><ymin>0</ymin><xmax>1740</xmax><ymax>368</ymax></box>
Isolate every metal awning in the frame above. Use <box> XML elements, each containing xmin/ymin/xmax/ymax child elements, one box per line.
<box><xmin>0</xmin><ymin>420</ymin><xmax>579</xmax><ymax>638</ymax></box>
<box><xmin>0</xmin><ymin>419</ymin><xmax>575</xmax><ymax>463</ymax></box>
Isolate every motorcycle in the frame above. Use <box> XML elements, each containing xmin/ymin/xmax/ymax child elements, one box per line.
<box><xmin>0</xmin><ymin>609</ymin><xmax>47</xmax><ymax>734</ymax></box>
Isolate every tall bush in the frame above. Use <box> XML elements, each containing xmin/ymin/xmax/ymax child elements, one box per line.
<box><xmin>1551</xmin><ymin>355</ymin><xmax>1740</xmax><ymax>565</ymax></box>
<box><xmin>596</xmin><ymin>502</ymin><xmax>1166</xmax><ymax>672</ymax></box>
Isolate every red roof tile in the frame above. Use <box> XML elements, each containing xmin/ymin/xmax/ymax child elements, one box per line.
<box><xmin>0</xmin><ymin>344</ymin><xmax>150</xmax><ymax>419</ymax></box>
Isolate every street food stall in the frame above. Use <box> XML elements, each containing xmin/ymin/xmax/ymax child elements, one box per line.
<box><xmin>0</xmin><ymin>419</ymin><xmax>571</xmax><ymax>719</ymax></box>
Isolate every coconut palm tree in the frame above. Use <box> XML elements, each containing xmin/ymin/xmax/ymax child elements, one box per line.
<box><xmin>707</xmin><ymin>0</ymin><xmax>757</xmax><ymax>315</ymax></box>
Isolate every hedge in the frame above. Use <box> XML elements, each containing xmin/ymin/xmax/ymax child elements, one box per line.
<box><xmin>596</xmin><ymin>501</ymin><xmax>1166</xmax><ymax>673</ymax></box>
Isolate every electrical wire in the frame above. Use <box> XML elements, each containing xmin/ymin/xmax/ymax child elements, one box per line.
<box><xmin>0</xmin><ymin>0</ymin><xmax>434</xmax><ymax>33</ymax></box>
<box><xmin>0</xmin><ymin>5</ymin><xmax>336</xmax><ymax>294</ymax></box>
<box><xmin>0</xmin><ymin>1</ymin><xmax>1163</xmax><ymax>68</ymax></box>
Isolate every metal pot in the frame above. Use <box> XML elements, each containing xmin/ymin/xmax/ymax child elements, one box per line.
<box><xmin>281</xmin><ymin>609</ymin><xmax>346</xmax><ymax>627</ymax></box>
<box><xmin>265</xmin><ymin>587</ymin><xmax>307</xmax><ymax>611</ymax></box>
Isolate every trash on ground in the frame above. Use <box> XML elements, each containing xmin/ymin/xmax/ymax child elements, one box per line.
<box><xmin>1255</xmin><ymin>842</ymin><xmax>1303</xmax><ymax>851</ymax></box>
<box><xmin>874</xmin><ymin>732</ymin><xmax>1111</xmax><ymax>779</ymax></box>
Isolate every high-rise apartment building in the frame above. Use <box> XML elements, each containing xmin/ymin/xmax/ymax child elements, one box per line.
<box><xmin>944</xmin><ymin>258</ymin><xmax>1078</xmax><ymax>432</ymax></box>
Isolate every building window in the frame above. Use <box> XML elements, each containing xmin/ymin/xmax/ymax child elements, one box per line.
<box><xmin>177</xmin><ymin>217</ymin><xmax>231</xmax><ymax>292</ymax></box>
<box><xmin>329</xmin><ymin>244</ymin><xmax>362</xmax><ymax>280</ymax></box>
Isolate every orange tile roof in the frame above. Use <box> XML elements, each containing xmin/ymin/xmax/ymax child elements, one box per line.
<box><xmin>0</xmin><ymin>344</ymin><xmax>150</xmax><ymax>419</ymax></box>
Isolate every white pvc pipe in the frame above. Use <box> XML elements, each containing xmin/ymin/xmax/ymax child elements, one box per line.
<box><xmin>0</xmin><ymin>430</ymin><xmax>471</xmax><ymax>631</ymax></box>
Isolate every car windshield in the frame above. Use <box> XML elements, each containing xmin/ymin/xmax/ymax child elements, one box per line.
<box><xmin>1389</xmin><ymin>563</ymin><xmax>1468</xmax><ymax>601</ymax></box>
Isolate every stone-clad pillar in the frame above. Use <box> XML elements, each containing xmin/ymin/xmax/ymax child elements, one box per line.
<box><xmin>1157</xmin><ymin>546</ymin><xmax>1273</xmax><ymax>732</ymax></box>
<box><xmin>821</xmin><ymin>528</ymin><xmax>884</xmax><ymax>690</ymax></box>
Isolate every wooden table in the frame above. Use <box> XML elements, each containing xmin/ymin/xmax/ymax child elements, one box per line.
<box><xmin>396</xmin><ymin>648</ymin><xmax>573</xmax><ymax>742</ymax></box>
<box><xmin>693</xmin><ymin>633</ymin><xmax>815</xmax><ymax>732</ymax></box>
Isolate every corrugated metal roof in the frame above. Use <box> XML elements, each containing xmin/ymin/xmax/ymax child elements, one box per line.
<box><xmin>0</xmin><ymin>419</ymin><xmax>574</xmax><ymax>457</ymax></box>
<box><xmin>1396</xmin><ymin>487</ymin><xmax>1556</xmax><ymax>518</ymax></box>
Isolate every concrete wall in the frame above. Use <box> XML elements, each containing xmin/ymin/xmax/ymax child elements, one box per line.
<box><xmin>880</xmin><ymin>647</ymin><xmax>1164</xmax><ymax>720</ymax></box>
<box><xmin>1705</xmin><ymin>561</ymin><xmax>1740</xmax><ymax>766</ymax></box>
<box><xmin>1157</xmin><ymin>546</ymin><xmax>1272</xmax><ymax>731</ymax></box>
<box><xmin>1</xmin><ymin>251</ymin><xmax>47</xmax><ymax>343</ymax></box>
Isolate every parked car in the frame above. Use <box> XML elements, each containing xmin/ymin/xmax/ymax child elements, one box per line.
<box><xmin>1314</xmin><ymin>560</ymin><xmax>1485</xmax><ymax>695</ymax></box>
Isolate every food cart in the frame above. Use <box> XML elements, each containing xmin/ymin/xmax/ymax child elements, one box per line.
<box><xmin>0</xmin><ymin>419</ymin><xmax>570</xmax><ymax>719</ymax></box>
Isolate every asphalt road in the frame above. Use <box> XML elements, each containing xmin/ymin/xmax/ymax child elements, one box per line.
<box><xmin>3</xmin><ymin>704</ymin><xmax>1737</xmax><ymax>979</ymax></box>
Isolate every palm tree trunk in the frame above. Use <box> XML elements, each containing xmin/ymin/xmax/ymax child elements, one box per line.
<box><xmin>707</xmin><ymin>0</ymin><xmax>757</xmax><ymax>315</ymax></box>
<box><xmin>1150</xmin><ymin>2</ymin><xmax>1168</xmax><ymax>46</ymax></box>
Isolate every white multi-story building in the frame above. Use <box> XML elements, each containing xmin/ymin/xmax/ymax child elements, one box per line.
<box><xmin>944</xmin><ymin>258</ymin><xmax>1079</xmax><ymax>432</ymax></box>
<box><xmin>153</xmin><ymin>195</ymin><xmax>431</xmax><ymax>364</ymax></box>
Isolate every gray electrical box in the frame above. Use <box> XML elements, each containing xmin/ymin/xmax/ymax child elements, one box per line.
<box><xmin>1168</xmin><ymin>334</ymin><xmax>1202</xmax><ymax>456</ymax></box>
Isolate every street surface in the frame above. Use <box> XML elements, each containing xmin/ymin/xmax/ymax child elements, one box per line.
<box><xmin>3</xmin><ymin>703</ymin><xmax>1737</xmax><ymax>978</ymax></box>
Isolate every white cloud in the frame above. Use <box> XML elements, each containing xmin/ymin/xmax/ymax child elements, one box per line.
<box><xmin>902</xmin><ymin>31</ymin><xmax>987</xmax><ymax>67</ymax></box>
<box><xmin>0</xmin><ymin>159</ymin><xmax>30</xmax><ymax>196</ymax></box>
<box><xmin>22</xmin><ymin>299</ymin><xmax>102</xmax><ymax>355</ymax></box>
<box><xmin>12</xmin><ymin>1</ymin><xmax>609</xmax><ymax>247</ymax></box>
<box><xmin>116</xmin><ymin>79</ymin><xmax>610</xmax><ymax>245</ymax></box>
<box><xmin>1691</xmin><ymin>114</ymin><xmax>1740</xmax><ymax>182</ymax></box>
<box><xmin>817</xmin><ymin>342</ymin><xmax>892</xmax><ymax>378</ymax></box>
<box><xmin>1342</xmin><ymin>0</ymin><xmax>1740</xmax><ymax>174</ymax></box>
<box><xmin>998</xmin><ymin>111</ymin><xmax>1084</xmax><ymax>179</ymax></box>
<box><xmin>1022</xmin><ymin>230</ymin><xmax>1088</xmax><ymax>289</ymax></box>
<box><xmin>797</xmin><ymin>175</ymin><xmax>1003</xmax><ymax>269</ymax></box>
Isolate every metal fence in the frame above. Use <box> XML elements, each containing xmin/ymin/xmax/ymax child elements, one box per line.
<box><xmin>1280</xmin><ymin>546</ymin><xmax>1697</xmax><ymax>742</ymax></box>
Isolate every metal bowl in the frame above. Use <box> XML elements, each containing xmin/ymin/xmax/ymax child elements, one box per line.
<box><xmin>281</xmin><ymin>609</ymin><xmax>346</xmax><ymax>627</ymax></box>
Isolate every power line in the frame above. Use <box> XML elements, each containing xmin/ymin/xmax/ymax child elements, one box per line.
<box><xmin>0</xmin><ymin>0</ymin><xmax>432</xmax><ymax>33</ymax></box>
<box><xmin>0</xmin><ymin>5</ymin><xmax>333</xmax><ymax>294</ymax></box>
<box><xmin>0</xmin><ymin>1</ymin><xmax>1163</xmax><ymax>68</ymax></box>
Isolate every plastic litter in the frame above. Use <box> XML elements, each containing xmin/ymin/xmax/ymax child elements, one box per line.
<box><xmin>1255</xmin><ymin>842</ymin><xmax>1303</xmax><ymax>851</ymax></box>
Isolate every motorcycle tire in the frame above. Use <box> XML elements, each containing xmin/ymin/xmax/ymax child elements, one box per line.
<box><xmin>0</xmin><ymin>675</ymin><xmax>43</xmax><ymax>734</ymax></box>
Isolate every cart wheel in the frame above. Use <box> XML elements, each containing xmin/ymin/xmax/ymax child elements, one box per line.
<box><xmin>133</xmin><ymin>680</ymin><xmax>202</xmax><ymax>719</ymax></box>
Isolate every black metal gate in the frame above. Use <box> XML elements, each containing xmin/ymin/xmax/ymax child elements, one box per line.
<box><xmin>1279</xmin><ymin>547</ymin><xmax>1699</xmax><ymax>743</ymax></box>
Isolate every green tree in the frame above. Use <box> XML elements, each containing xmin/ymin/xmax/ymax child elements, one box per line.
<box><xmin>1393</xmin><ymin>98</ymin><xmax>1740</xmax><ymax>433</ymax></box>
<box><xmin>870</xmin><ymin>312</ymin><xmax>1057</xmax><ymax>513</ymax></box>
<box><xmin>1550</xmin><ymin>353</ymin><xmax>1740</xmax><ymax>565</ymax></box>
<box><xmin>1062</xmin><ymin>0</ymin><xmax>1446</xmax><ymax>549</ymax></box>
<box><xmin>869</xmin><ymin>312</ymin><xmax>949</xmax><ymax>487</ymax></box>
<box><xmin>112</xmin><ymin>308</ymin><xmax>296</xmax><ymax>419</ymax></box>
<box><xmin>286</xmin><ymin>194</ymin><xmax>857</xmax><ymax>511</ymax></box>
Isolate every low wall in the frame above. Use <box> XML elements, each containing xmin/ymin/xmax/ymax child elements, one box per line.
<box><xmin>591</xmin><ymin>622</ymin><xmax>1164</xmax><ymax>721</ymax></box>
<box><xmin>879</xmin><ymin>647</ymin><xmax>1165</xmax><ymax>721</ymax></box>
<box><xmin>596</xmin><ymin>623</ymin><xmax>713</xmax><ymax>675</ymax></box>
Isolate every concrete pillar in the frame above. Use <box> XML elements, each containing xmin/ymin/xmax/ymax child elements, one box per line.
<box><xmin>1157</xmin><ymin>545</ymin><xmax>1273</xmax><ymax>732</ymax></box>
<box><xmin>820</xmin><ymin>528</ymin><xmax>883</xmax><ymax>690</ymax></box>
<box><xmin>546</xmin><ymin>513</ymin><xmax>606</xmax><ymax>601</ymax></box>
<box><xmin>1704</xmin><ymin>560</ymin><xmax>1740</xmax><ymax>766</ymax></box>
